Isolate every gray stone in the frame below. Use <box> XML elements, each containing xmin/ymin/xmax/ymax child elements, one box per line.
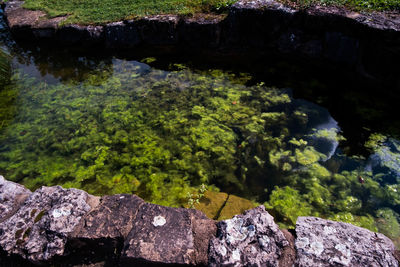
<box><xmin>122</xmin><ymin>203</ymin><xmax>215</xmax><ymax>265</ymax></box>
<box><xmin>135</xmin><ymin>15</ymin><xmax>179</xmax><ymax>45</ymax></box>
<box><xmin>0</xmin><ymin>186</ymin><xmax>96</xmax><ymax>264</ymax></box>
<box><xmin>56</xmin><ymin>24</ymin><xmax>104</xmax><ymax>45</ymax></box>
<box><xmin>0</xmin><ymin>175</ymin><xmax>31</xmax><ymax>222</ymax></box>
<box><xmin>295</xmin><ymin>216</ymin><xmax>399</xmax><ymax>267</ymax></box>
<box><xmin>72</xmin><ymin>194</ymin><xmax>144</xmax><ymax>240</ymax></box>
<box><xmin>180</xmin><ymin>14</ymin><xmax>224</xmax><ymax>48</ymax></box>
<box><xmin>104</xmin><ymin>21</ymin><xmax>140</xmax><ymax>48</ymax></box>
<box><xmin>209</xmin><ymin>205</ymin><xmax>289</xmax><ymax>267</ymax></box>
<box><xmin>232</xmin><ymin>0</ymin><xmax>297</xmax><ymax>13</ymax></box>
<box><xmin>190</xmin><ymin>211</ymin><xmax>217</xmax><ymax>266</ymax></box>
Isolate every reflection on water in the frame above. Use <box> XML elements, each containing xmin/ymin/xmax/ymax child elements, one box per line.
<box><xmin>0</xmin><ymin>10</ymin><xmax>399</xmax><ymax>247</ymax></box>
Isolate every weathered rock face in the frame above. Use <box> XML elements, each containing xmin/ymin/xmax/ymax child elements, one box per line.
<box><xmin>72</xmin><ymin>194</ymin><xmax>144</xmax><ymax>240</ymax></box>
<box><xmin>0</xmin><ymin>175</ymin><xmax>31</xmax><ymax>222</ymax></box>
<box><xmin>296</xmin><ymin>216</ymin><xmax>399</xmax><ymax>267</ymax></box>
<box><xmin>65</xmin><ymin>194</ymin><xmax>144</xmax><ymax>264</ymax></box>
<box><xmin>0</xmin><ymin>185</ymin><xmax>96</xmax><ymax>264</ymax></box>
<box><xmin>0</xmin><ymin>176</ymin><xmax>399</xmax><ymax>266</ymax></box>
<box><xmin>122</xmin><ymin>203</ymin><xmax>216</xmax><ymax>265</ymax></box>
<box><xmin>209</xmin><ymin>205</ymin><xmax>290</xmax><ymax>266</ymax></box>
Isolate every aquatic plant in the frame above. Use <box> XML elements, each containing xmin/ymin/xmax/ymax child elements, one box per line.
<box><xmin>0</xmin><ymin>47</ymin><xmax>10</xmax><ymax>88</ymax></box>
<box><xmin>0</xmin><ymin>60</ymin><xmax>399</xmax><ymax>244</ymax></box>
<box><xmin>187</xmin><ymin>184</ymin><xmax>207</xmax><ymax>208</ymax></box>
<box><xmin>0</xmin><ymin>48</ymin><xmax>14</xmax><ymax>132</ymax></box>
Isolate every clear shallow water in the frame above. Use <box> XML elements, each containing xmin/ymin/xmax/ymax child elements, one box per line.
<box><xmin>0</xmin><ymin>12</ymin><xmax>399</xmax><ymax>247</ymax></box>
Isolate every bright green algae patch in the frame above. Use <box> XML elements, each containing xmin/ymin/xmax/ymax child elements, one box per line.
<box><xmin>22</xmin><ymin>0</ymin><xmax>235</xmax><ymax>25</ymax></box>
<box><xmin>0</xmin><ymin>59</ymin><xmax>399</xmax><ymax>246</ymax></box>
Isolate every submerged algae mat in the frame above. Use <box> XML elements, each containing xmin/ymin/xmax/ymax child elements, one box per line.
<box><xmin>0</xmin><ymin>58</ymin><xmax>399</xmax><ymax>245</ymax></box>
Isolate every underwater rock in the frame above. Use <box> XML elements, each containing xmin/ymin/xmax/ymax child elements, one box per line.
<box><xmin>0</xmin><ymin>175</ymin><xmax>31</xmax><ymax>222</ymax></box>
<box><xmin>295</xmin><ymin>216</ymin><xmax>399</xmax><ymax>267</ymax></box>
<box><xmin>209</xmin><ymin>205</ymin><xmax>289</xmax><ymax>266</ymax></box>
<box><xmin>367</xmin><ymin>138</ymin><xmax>400</xmax><ymax>181</ymax></box>
<box><xmin>0</xmin><ymin>185</ymin><xmax>95</xmax><ymax>264</ymax></box>
<box><xmin>217</xmin><ymin>194</ymin><xmax>256</xmax><ymax>221</ymax></box>
<box><xmin>122</xmin><ymin>203</ymin><xmax>216</xmax><ymax>265</ymax></box>
<box><xmin>193</xmin><ymin>191</ymin><xmax>229</xmax><ymax>219</ymax></box>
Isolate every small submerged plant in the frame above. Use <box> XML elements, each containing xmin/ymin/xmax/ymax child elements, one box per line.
<box><xmin>187</xmin><ymin>184</ymin><xmax>207</xmax><ymax>208</ymax></box>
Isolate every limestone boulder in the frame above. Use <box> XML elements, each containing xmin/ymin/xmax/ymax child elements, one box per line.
<box><xmin>66</xmin><ymin>194</ymin><xmax>144</xmax><ymax>263</ymax></box>
<box><xmin>122</xmin><ymin>203</ymin><xmax>216</xmax><ymax>265</ymax></box>
<box><xmin>0</xmin><ymin>175</ymin><xmax>31</xmax><ymax>222</ymax></box>
<box><xmin>209</xmin><ymin>205</ymin><xmax>289</xmax><ymax>266</ymax></box>
<box><xmin>295</xmin><ymin>216</ymin><xmax>399</xmax><ymax>267</ymax></box>
<box><xmin>0</xmin><ymin>185</ymin><xmax>96</xmax><ymax>264</ymax></box>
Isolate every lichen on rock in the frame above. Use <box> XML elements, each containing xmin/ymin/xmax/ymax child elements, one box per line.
<box><xmin>209</xmin><ymin>205</ymin><xmax>289</xmax><ymax>266</ymax></box>
<box><xmin>0</xmin><ymin>175</ymin><xmax>31</xmax><ymax>222</ymax></box>
<box><xmin>0</xmin><ymin>185</ymin><xmax>94</xmax><ymax>264</ymax></box>
<box><xmin>295</xmin><ymin>216</ymin><xmax>399</xmax><ymax>267</ymax></box>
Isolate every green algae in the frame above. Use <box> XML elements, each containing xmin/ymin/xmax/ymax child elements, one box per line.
<box><xmin>0</xmin><ymin>48</ymin><xmax>10</xmax><ymax>87</ymax></box>
<box><xmin>0</xmin><ymin>48</ymin><xmax>14</xmax><ymax>132</ymax></box>
<box><xmin>0</xmin><ymin>59</ymin><xmax>399</xmax><ymax>244</ymax></box>
<box><xmin>0</xmin><ymin>63</ymin><xmax>284</xmax><ymax>207</ymax></box>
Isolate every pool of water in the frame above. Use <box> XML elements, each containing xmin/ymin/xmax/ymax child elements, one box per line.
<box><xmin>0</xmin><ymin>10</ymin><xmax>399</xmax><ymax>247</ymax></box>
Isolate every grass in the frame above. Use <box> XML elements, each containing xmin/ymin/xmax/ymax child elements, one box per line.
<box><xmin>22</xmin><ymin>0</ymin><xmax>236</xmax><ymax>25</ymax></box>
<box><xmin>282</xmin><ymin>0</ymin><xmax>400</xmax><ymax>12</ymax></box>
<box><xmin>22</xmin><ymin>0</ymin><xmax>398</xmax><ymax>26</ymax></box>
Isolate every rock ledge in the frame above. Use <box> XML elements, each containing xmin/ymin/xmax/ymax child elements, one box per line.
<box><xmin>0</xmin><ymin>175</ymin><xmax>399</xmax><ymax>266</ymax></box>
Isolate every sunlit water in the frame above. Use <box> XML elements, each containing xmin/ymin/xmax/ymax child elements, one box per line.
<box><xmin>0</xmin><ymin>10</ymin><xmax>399</xmax><ymax>247</ymax></box>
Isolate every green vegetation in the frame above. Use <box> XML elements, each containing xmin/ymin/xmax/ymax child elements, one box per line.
<box><xmin>0</xmin><ymin>48</ymin><xmax>14</xmax><ymax>132</ymax></box>
<box><xmin>23</xmin><ymin>0</ymin><xmax>235</xmax><ymax>25</ymax></box>
<box><xmin>0</xmin><ymin>48</ymin><xmax>10</xmax><ymax>88</ymax></box>
<box><xmin>21</xmin><ymin>0</ymin><xmax>399</xmax><ymax>26</ymax></box>
<box><xmin>0</xmin><ymin>59</ymin><xmax>399</xmax><ymax>245</ymax></box>
<box><xmin>187</xmin><ymin>183</ymin><xmax>207</xmax><ymax>208</ymax></box>
<box><xmin>282</xmin><ymin>0</ymin><xmax>399</xmax><ymax>11</ymax></box>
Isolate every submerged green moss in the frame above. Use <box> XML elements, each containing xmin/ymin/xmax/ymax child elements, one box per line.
<box><xmin>0</xmin><ymin>64</ymin><xmax>293</xmax><ymax>206</ymax></box>
<box><xmin>0</xmin><ymin>60</ymin><xmax>399</xmax><ymax>244</ymax></box>
<box><xmin>0</xmin><ymin>48</ymin><xmax>15</xmax><ymax>133</ymax></box>
<box><xmin>0</xmin><ymin>48</ymin><xmax>10</xmax><ymax>88</ymax></box>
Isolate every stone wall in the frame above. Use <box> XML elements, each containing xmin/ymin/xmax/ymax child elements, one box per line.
<box><xmin>1</xmin><ymin>175</ymin><xmax>399</xmax><ymax>266</ymax></box>
<box><xmin>3</xmin><ymin>0</ymin><xmax>400</xmax><ymax>87</ymax></box>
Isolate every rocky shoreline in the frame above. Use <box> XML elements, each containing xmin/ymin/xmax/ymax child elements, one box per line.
<box><xmin>1</xmin><ymin>2</ymin><xmax>400</xmax><ymax>265</ymax></box>
<box><xmin>3</xmin><ymin>0</ymin><xmax>400</xmax><ymax>90</ymax></box>
<box><xmin>1</xmin><ymin>176</ymin><xmax>399</xmax><ymax>266</ymax></box>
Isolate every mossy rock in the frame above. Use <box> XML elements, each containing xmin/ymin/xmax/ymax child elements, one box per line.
<box><xmin>217</xmin><ymin>194</ymin><xmax>256</xmax><ymax>221</ymax></box>
<box><xmin>194</xmin><ymin>191</ymin><xmax>228</xmax><ymax>220</ymax></box>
